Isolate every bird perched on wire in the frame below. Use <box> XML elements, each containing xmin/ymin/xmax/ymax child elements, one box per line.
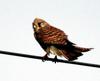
<box><xmin>32</xmin><ymin>18</ymin><xmax>93</xmax><ymax>62</ymax></box>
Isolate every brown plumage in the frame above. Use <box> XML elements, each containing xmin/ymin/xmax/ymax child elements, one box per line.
<box><xmin>32</xmin><ymin>18</ymin><xmax>93</xmax><ymax>61</ymax></box>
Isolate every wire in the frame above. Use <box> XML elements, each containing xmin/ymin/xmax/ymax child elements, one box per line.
<box><xmin>0</xmin><ymin>50</ymin><xmax>100</xmax><ymax>68</ymax></box>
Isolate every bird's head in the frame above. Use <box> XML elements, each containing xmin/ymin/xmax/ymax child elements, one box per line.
<box><xmin>32</xmin><ymin>18</ymin><xmax>49</xmax><ymax>32</ymax></box>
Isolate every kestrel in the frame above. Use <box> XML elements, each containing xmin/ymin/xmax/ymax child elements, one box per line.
<box><xmin>32</xmin><ymin>18</ymin><xmax>93</xmax><ymax>61</ymax></box>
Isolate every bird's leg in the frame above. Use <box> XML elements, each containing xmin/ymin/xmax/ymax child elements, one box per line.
<box><xmin>42</xmin><ymin>53</ymin><xmax>49</xmax><ymax>62</ymax></box>
<box><xmin>52</xmin><ymin>56</ymin><xmax>58</xmax><ymax>63</ymax></box>
<box><xmin>42</xmin><ymin>47</ymin><xmax>50</xmax><ymax>62</ymax></box>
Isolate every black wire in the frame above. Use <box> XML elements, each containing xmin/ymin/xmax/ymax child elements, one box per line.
<box><xmin>0</xmin><ymin>50</ymin><xmax>100</xmax><ymax>68</ymax></box>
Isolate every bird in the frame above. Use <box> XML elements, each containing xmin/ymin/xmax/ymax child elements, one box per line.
<box><xmin>32</xmin><ymin>18</ymin><xmax>93</xmax><ymax>62</ymax></box>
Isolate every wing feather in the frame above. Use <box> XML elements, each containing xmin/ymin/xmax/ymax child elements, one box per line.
<box><xmin>39</xmin><ymin>26</ymin><xmax>68</xmax><ymax>45</ymax></box>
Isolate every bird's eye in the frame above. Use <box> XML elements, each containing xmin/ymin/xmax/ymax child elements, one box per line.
<box><xmin>40</xmin><ymin>22</ymin><xmax>44</xmax><ymax>27</ymax></box>
<box><xmin>38</xmin><ymin>22</ymin><xmax>44</xmax><ymax>27</ymax></box>
<box><xmin>33</xmin><ymin>25</ymin><xmax>37</xmax><ymax>28</ymax></box>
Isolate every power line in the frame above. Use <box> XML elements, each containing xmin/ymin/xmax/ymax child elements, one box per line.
<box><xmin>0</xmin><ymin>50</ymin><xmax>100</xmax><ymax>68</ymax></box>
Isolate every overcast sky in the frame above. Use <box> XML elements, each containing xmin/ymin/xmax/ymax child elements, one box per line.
<box><xmin>0</xmin><ymin>0</ymin><xmax>100</xmax><ymax>81</ymax></box>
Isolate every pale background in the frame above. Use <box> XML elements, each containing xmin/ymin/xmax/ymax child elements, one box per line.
<box><xmin>0</xmin><ymin>0</ymin><xmax>100</xmax><ymax>81</ymax></box>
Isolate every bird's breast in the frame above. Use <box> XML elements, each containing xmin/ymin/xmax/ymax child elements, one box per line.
<box><xmin>49</xmin><ymin>46</ymin><xmax>63</xmax><ymax>56</ymax></box>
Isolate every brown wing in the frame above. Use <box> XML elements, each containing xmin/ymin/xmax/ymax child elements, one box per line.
<box><xmin>40</xmin><ymin>26</ymin><xmax>69</xmax><ymax>45</ymax></box>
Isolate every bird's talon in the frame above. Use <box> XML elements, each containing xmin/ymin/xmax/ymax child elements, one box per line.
<box><xmin>42</xmin><ymin>54</ymin><xmax>48</xmax><ymax>62</ymax></box>
<box><xmin>52</xmin><ymin>56</ymin><xmax>58</xmax><ymax>63</ymax></box>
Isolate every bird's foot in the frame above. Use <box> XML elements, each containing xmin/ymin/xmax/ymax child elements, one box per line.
<box><xmin>52</xmin><ymin>56</ymin><xmax>58</xmax><ymax>63</ymax></box>
<box><xmin>42</xmin><ymin>54</ymin><xmax>48</xmax><ymax>62</ymax></box>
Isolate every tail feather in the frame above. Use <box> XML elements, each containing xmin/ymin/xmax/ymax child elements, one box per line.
<box><xmin>74</xmin><ymin>46</ymin><xmax>93</xmax><ymax>52</ymax></box>
<box><xmin>60</xmin><ymin>41</ymin><xmax>93</xmax><ymax>61</ymax></box>
<box><xmin>60</xmin><ymin>49</ymin><xmax>83</xmax><ymax>61</ymax></box>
